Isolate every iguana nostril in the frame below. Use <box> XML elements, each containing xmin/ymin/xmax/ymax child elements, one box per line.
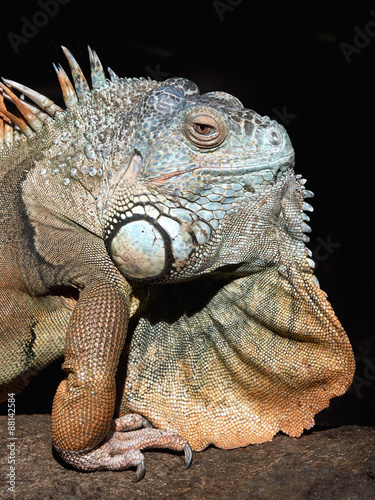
<box><xmin>267</xmin><ymin>127</ymin><xmax>282</xmax><ymax>145</ymax></box>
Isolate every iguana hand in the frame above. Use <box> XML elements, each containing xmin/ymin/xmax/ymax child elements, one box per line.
<box><xmin>55</xmin><ymin>414</ymin><xmax>192</xmax><ymax>481</ymax></box>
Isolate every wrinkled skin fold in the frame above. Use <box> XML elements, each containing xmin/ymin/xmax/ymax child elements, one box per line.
<box><xmin>121</xmin><ymin>180</ymin><xmax>354</xmax><ymax>449</ymax></box>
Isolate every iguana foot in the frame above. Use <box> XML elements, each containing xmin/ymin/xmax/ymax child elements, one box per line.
<box><xmin>54</xmin><ymin>413</ymin><xmax>192</xmax><ymax>481</ymax></box>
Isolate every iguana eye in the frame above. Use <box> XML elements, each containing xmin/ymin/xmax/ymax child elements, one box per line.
<box><xmin>185</xmin><ymin>112</ymin><xmax>227</xmax><ymax>148</ymax></box>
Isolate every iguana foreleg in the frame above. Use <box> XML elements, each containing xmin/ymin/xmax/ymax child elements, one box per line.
<box><xmin>51</xmin><ymin>271</ymin><xmax>190</xmax><ymax>478</ymax></box>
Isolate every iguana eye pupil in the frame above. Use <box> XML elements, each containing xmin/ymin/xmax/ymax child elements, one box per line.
<box><xmin>194</xmin><ymin>123</ymin><xmax>214</xmax><ymax>135</ymax></box>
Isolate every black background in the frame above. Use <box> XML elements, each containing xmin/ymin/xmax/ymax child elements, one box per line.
<box><xmin>1</xmin><ymin>2</ymin><xmax>373</xmax><ymax>426</ymax></box>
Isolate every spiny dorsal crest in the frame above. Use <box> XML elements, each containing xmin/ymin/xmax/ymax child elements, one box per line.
<box><xmin>0</xmin><ymin>46</ymin><xmax>156</xmax><ymax>151</ymax></box>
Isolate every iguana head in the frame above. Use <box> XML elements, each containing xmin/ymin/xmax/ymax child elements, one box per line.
<box><xmin>106</xmin><ymin>77</ymin><xmax>296</xmax><ymax>282</ymax></box>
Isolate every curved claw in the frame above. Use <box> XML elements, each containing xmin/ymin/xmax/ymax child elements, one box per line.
<box><xmin>183</xmin><ymin>443</ymin><xmax>193</xmax><ymax>469</ymax></box>
<box><xmin>140</xmin><ymin>417</ymin><xmax>153</xmax><ymax>428</ymax></box>
<box><xmin>133</xmin><ymin>459</ymin><xmax>146</xmax><ymax>483</ymax></box>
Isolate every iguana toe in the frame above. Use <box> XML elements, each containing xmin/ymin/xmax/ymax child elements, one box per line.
<box><xmin>112</xmin><ymin>413</ymin><xmax>153</xmax><ymax>431</ymax></box>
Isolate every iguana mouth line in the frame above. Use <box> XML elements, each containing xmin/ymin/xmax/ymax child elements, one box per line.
<box><xmin>149</xmin><ymin>152</ymin><xmax>295</xmax><ymax>183</ymax></box>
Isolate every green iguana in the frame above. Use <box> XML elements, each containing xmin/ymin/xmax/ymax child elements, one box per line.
<box><xmin>0</xmin><ymin>47</ymin><xmax>354</xmax><ymax>480</ymax></box>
